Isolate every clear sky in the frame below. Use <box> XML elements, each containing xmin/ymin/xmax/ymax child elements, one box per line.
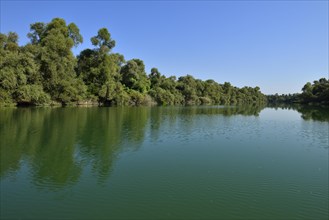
<box><xmin>1</xmin><ymin>0</ymin><xmax>328</xmax><ymax>94</ymax></box>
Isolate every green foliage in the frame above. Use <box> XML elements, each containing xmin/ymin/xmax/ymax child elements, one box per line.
<box><xmin>300</xmin><ymin>78</ymin><xmax>329</xmax><ymax>104</ymax></box>
<box><xmin>127</xmin><ymin>90</ymin><xmax>150</xmax><ymax>106</ymax></box>
<box><xmin>176</xmin><ymin>75</ymin><xmax>200</xmax><ymax>105</ymax></box>
<box><xmin>0</xmin><ymin>32</ymin><xmax>50</xmax><ymax>106</ymax></box>
<box><xmin>267</xmin><ymin>93</ymin><xmax>300</xmax><ymax>104</ymax></box>
<box><xmin>149</xmin><ymin>87</ymin><xmax>176</xmax><ymax>105</ymax></box>
<box><xmin>1</xmin><ymin>17</ymin><xmax>271</xmax><ymax>107</ymax></box>
<box><xmin>68</xmin><ymin>23</ymin><xmax>83</xmax><ymax>47</ymax></box>
<box><xmin>28</xmin><ymin>18</ymin><xmax>85</xmax><ymax>104</ymax></box>
<box><xmin>121</xmin><ymin>59</ymin><xmax>150</xmax><ymax>93</ymax></box>
<box><xmin>91</xmin><ymin>28</ymin><xmax>115</xmax><ymax>54</ymax></box>
<box><xmin>27</xmin><ymin>22</ymin><xmax>46</xmax><ymax>44</ymax></box>
<box><xmin>77</xmin><ymin>27</ymin><xmax>124</xmax><ymax>105</ymax></box>
<box><xmin>148</xmin><ymin>70</ymin><xmax>184</xmax><ymax>105</ymax></box>
<box><xmin>14</xmin><ymin>85</ymin><xmax>50</xmax><ymax>105</ymax></box>
<box><xmin>267</xmin><ymin>78</ymin><xmax>329</xmax><ymax>105</ymax></box>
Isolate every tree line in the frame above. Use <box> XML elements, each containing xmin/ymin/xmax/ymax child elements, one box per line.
<box><xmin>267</xmin><ymin>78</ymin><xmax>329</xmax><ymax>105</ymax></box>
<box><xmin>1</xmin><ymin>18</ymin><xmax>267</xmax><ymax>107</ymax></box>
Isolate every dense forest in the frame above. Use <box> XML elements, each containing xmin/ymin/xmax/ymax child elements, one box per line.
<box><xmin>267</xmin><ymin>78</ymin><xmax>329</xmax><ymax>105</ymax></box>
<box><xmin>0</xmin><ymin>18</ymin><xmax>267</xmax><ymax>107</ymax></box>
<box><xmin>1</xmin><ymin>18</ymin><xmax>327</xmax><ymax>107</ymax></box>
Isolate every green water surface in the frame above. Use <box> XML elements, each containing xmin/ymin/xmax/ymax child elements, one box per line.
<box><xmin>1</xmin><ymin>105</ymin><xmax>328</xmax><ymax>219</ymax></box>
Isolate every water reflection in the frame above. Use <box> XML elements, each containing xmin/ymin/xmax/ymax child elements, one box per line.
<box><xmin>297</xmin><ymin>106</ymin><xmax>329</xmax><ymax>122</ymax></box>
<box><xmin>1</xmin><ymin>104</ymin><xmax>326</xmax><ymax>189</ymax></box>
<box><xmin>267</xmin><ymin>104</ymin><xmax>329</xmax><ymax>122</ymax></box>
<box><xmin>0</xmin><ymin>107</ymin><xmax>150</xmax><ymax>187</ymax></box>
<box><xmin>162</xmin><ymin>104</ymin><xmax>265</xmax><ymax>116</ymax></box>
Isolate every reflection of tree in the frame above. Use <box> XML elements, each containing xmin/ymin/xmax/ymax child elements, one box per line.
<box><xmin>149</xmin><ymin>107</ymin><xmax>163</xmax><ymax>142</ymax></box>
<box><xmin>0</xmin><ymin>108</ymin><xmax>26</xmax><ymax>177</ymax></box>
<box><xmin>267</xmin><ymin>103</ymin><xmax>293</xmax><ymax>110</ymax></box>
<box><xmin>151</xmin><ymin>105</ymin><xmax>265</xmax><ymax>117</ymax></box>
<box><xmin>0</xmin><ymin>107</ymin><xmax>150</xmax><ymax>187</ymax></box>
<box><xmin>31</xmin><ymin>108</ymin><xmax>87</xmax><ymax>188</ymax></box>
<box><xmin>0</xmin><ymin>108</ymin><xmax>87</xmax><ymax>188</ymax></box>
<box><xmin>78</xmin><ymin>107</ymin><xmax>150</xmax><ymax>182</ymax></box>
<box><xmin>267</xmin><ymin>104</ymin><xmax>329</xmax><ymax>122</ymax></box>
<box><xmin>165</xmin><ymin>104</ymin><xmax>265</xmax><ymax>117</ymax></box>
<box><xmin>147</xmin><ymin>105</ymin><xmax>265</xmax><ymax>142</ymax></box>
<box><xmin>296</xmin><ymin>106</ymin><xmax>329</xmax><ymax>122</ymax></box>
<box><xmin>1</xmin><ymin>105</ymin><xmax>266</xmax><ymax>188</ymax></box>
<box><xmin>77</xmin><ymin>107</ymin><xmax>124</xmax><ymax>182</ymax></box>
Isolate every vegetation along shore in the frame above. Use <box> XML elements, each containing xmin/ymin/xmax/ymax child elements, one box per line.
<box><xmin>1</xmin><ymin>18</ymin><xmax>328</xmax><ymax>107</ymax></box>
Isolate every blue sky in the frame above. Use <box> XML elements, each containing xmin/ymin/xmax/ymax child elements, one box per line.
<box><xmin>1</xmin><ymin>0</ymin><xmax>328</xmax><ymax>94</ymax></box>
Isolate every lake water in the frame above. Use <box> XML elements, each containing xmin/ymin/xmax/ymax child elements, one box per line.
<box><xmin>1</xmin><ymin>106</ymin><xmax>328</xmax><ymax>219</ymax></box>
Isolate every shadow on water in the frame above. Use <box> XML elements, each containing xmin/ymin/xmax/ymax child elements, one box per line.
<box><xmin>267</xmin><ymin>104</ymin><xmax>329</xmax><ymax>122</ymax></box>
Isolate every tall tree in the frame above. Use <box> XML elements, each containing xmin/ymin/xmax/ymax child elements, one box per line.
<box><xmin>28</xmin><ymin>18</ymin><xmax>85</xmax><ymax>104</ymax></box>
<box><xmin>91</xmin><ymin>28</ymin><xmax>115</xmax><ymax>54</ymax></box>
<box><xmin>77</xmin><ymin>28</ymin><xmax>128</xmax><ymax>105</ymax></box>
